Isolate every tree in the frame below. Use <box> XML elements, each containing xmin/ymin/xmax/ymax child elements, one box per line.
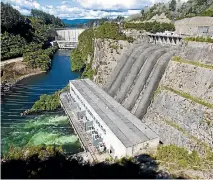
<box><xmin>1</xmin><ymin>2</ymin><xmax>33</xmax><ymax>38</ymax></box>
<box><xmin>31</xmin><ymin>9</ymin><xmax>64</xmax><ymax>27</ymax></box>
<box><xmin>169</xmin><ymin>0</ymin><xmax>177</xmax><ymax>11</ymax></box>
<box><xmin>116</xmin><ymin>16</ymin><xmax>125</xmax><ymax>22</ymax></box>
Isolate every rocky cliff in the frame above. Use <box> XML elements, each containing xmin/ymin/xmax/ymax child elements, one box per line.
<box><xmin>92</xmin><ymin>32</ymin><xmax>147</xmax><ymax>86</ymax></box>
<box><xmin>92</xmin><ymin>38</ymin><xmax>133</xmax><ymax>86</ymax></box>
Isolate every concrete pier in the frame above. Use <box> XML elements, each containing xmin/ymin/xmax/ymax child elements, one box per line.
<box><xmin>148</xmin><ymin>33</ymin><xmax>183</xmax><ymax>45</ymax></box>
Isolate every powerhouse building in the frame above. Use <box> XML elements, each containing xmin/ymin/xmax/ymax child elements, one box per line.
<box><xmin>65</xmin><ymin>79</ymin><xmax>159</xmax><ymax>158</ymax></box>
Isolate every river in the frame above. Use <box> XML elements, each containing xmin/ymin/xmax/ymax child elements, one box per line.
<box><xmin>1</xmin><ymin>50</ymin><xmax>82</xmax><ymax>156</ymax></box>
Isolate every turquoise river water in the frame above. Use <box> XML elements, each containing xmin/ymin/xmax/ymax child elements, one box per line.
<box><xmin>1</xmin><ymin>50</ymin><xmax>82</xmax><ymax>155</ymax></box>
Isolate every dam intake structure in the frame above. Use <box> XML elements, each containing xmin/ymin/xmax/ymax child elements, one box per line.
<box><xmin>103</xmin><ymin>42</ymin><xmax>177</xmax><ymax>120</ymax></box>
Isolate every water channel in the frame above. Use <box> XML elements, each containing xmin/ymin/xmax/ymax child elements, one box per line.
<box><xmin>1</xmin><ymin>50</ymin><xmax>82</xmax><ymax>155</ymax></box>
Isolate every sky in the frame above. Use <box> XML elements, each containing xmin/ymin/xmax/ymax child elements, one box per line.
<box><xmin>2</xmin><ymin>0</ymin><xmax>185</xmax><ymax>20</ymax></box>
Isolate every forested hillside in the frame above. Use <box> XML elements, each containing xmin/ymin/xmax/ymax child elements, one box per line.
<box><xmin>1</xmin><ymin>3</ymin><xmax>64</xmax><ymax>71</ymax></box>
<box><xmin>131</xmin><ymin>0</ymin><xmax>213</xmax><ymax>22</ymax></box>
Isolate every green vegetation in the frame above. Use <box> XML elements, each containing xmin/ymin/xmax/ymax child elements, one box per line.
<box><xmin>26</xmin><ymin>92</ymin><xmax>61</xmax><ymax>114</ymax></box>
<box><xmin>177</xmin><ymin>0</ymin><xmax>213</xmax><ymax>19</ymax></box>
<box><xmin>1</xmin><ymin>2</ymin><xmax>64</xmax><ymax>61</ymax></box>
<box><xmin>23</xmin><ymin>45</ymin><xmax>58</xmax><ymax>71</ymax></box>
<box><xmin>169</xmin><ymin>0</ymin><xmax>177</xmax><ymax>11</ymax></box>
<box><xmin>139</xmin><ymin>3</ymin><xmax>172</xmax><ymax>21</ymax></box>
<box><xmin>81</xmin><ymin>62</ymin><xmax>94</xmax><ymax>79</ymax></box>
<box><xmin>172</xmin><ymin>56</ymin><xmax>213</xmax><ymax>69</ymax></box>
<box><xmin>3</xmin><ymin>145</ymin><xmax>63</xmax><ymax>161</ymax></box>
<box><xmin>124</xmin><ymin>22</ymin><xmax>175</xmax><ymax>33</ymax></box>
<box><xmin>94</xmin><ymin>22</ymin><xmax>133</xmax><ymax>42</ymax></box>
<box><xmin>31</xmin><ymin>9</ymin><xmax>64</xmax><ymax>26</ymax></box>
<box><xmin>131</xmin><ymin>0</ymin><xmax>213</xmax><ymax>22</ymax></box>
<box><xmin>1</xmin><ymin>32</ymin><xmax>27</xmax><ymax>59</ymax></box>
<box><xmin>155</xmin><ymin>145</ymin><xmax>213</xmax><ymax>172</ymax></box>
<box><xmin>71</xmin><ymin>29</ymin><xmax>94</xmax><ymax>72</ymax></box>
<box><xmin>163</xmin><ymin>118</ymin><xmax>187</xmax><ymax>134</ymax></box>
<box><xmin>70</xmin><ymin>22</ymin><xmax>133</xmax><ymax>79</ymax></box>
<box><xmin>184</xmin><ymin>36</ymin><xmax>213</xmax><ymax>43</ymax></box>
<box><xmin>26</xmin><ymin>86</ymin><xmax>69</xmax><ymax>114</ymax></box>
<box><xmin>162</xmin><ymin>86</ymin><xmax>213</xmax><ymax>109</ymax></box>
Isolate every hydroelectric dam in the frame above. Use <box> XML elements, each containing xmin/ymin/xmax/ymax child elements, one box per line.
<box><xmin>59</xmin><ymin>37</ymin><xmax>182</xmax><ymax>161</ymax></box>
<box><xmin>54</xmin><ymin>28</ymin><xmax>85</xmax><ymax>49</ymax></box>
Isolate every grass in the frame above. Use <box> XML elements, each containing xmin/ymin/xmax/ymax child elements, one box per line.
<box><xmin>152</xmin><ymin>86</ymin><xmax>162</xmax><ymax>100</ymax></box>
<box><xmin>184</xmin><ymin>36</ymin><xmax>213</xmax><ymax>43</ymax></box>
<box><xmin>161</xmin><ymin>86</ymin><xmax>213</xmax><ymax>109</ymax></box>
<box><xmin>172</xmin><ymin>56</ymin><xmax>213</xmax><ymax>70</ymax></box>
<box><xmin>155</xmin><ymin>145</ymin><xmax>213</xmax><ymax>172</ymax></box>
<box><xmin>109</xmin><ymin>43</ymin><xmax>118</xmax><ymax>50</ymax></box>
<box><xmin>163</xmin><ymin>118</ymin><xmax>187</xmax><ymax>135</ymax></box>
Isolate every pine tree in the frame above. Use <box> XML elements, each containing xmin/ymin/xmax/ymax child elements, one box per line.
<box><xmin>169</xmin><ymin>0</ymin><xmax>177</xmax><ymax>11</ymax></box>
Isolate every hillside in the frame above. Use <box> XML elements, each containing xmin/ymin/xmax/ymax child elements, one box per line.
<box><xmin>129</xmin><ymin>0</ymin><xmax>213</xmax><ymax>22</ymax></box>
<box><xmin>1</xmin><ymin>3</ymin><xmax>64</xmax><ymax>61</ymax></box>
<box><xmin>1</xmin><ymin>3</ymin><xmax>62</xmax><ymax>93</ymax></box>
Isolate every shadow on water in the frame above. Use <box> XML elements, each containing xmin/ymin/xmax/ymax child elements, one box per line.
<box><xmin>1</xmin><ymin>153</ymin><xmax>185</xmax><ymax>179</ymax></box>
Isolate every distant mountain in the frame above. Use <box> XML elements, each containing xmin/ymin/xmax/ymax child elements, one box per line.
<box><xmin>62</xmin><ymin>19</ymin><xmax>97</xmax><ymax>27</ymax></box>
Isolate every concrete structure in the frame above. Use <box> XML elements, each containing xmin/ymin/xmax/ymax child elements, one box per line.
<box><xmin>147</xmin><ymin>33</ymin><xmax>183</xmax><ymax>45</ymax></box>
<box><xmin>55</xmin><ymin>28</ymin><xmax>85</xmax><ymax>49</ymax></box>
<box><xmin>61</xmin><ymin>79</ymin><xmax>159</xmax><ymax>159</ymax></box>
<box><xmin>175</xmin><ymin>16</ymin><xmax>213</xmax><ymax>36</ymax></box>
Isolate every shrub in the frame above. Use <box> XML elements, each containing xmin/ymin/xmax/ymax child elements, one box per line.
<box><xmin>123</xmin><ymin>22</ymin><xmax>175</xmax><ymax>33</ymax></box>
<box><xmin>184</xmin><ymin>36</ymin><xmax>213</xmax><ymax>43</ymax></box>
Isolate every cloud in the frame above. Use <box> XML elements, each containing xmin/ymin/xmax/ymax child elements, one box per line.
<box><xmin>74</xmin><ymin>0</ymin><xmax>151</xmax><ymax>10</ymax></box>
<box><xmin>41</xmin><ymin>5</ymin><xmax>141</xmax><ymax>20</ymax></box>
<box><xmin>3</xmin><ymin>0</ymin><xmax>187</xmax><ymax>19</ymax></box>
<box><xmin>11</xmin><ymin>5</ymin><xmax>31</xmax><ymax>15</ymax></box>
<box><xmin>7</xmin><ymin>0</ymin><xmax>40</xmax><ymax>10</ymax></box>
<box><xmin>61</xmin><ymin>1</ymin><xmax>69</xmax><ymax>5</ymax></box>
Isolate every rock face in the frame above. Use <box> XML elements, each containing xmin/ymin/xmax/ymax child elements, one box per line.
<box><xmin>92</xmin><ymin>38</ymin><xmax>133</xmax><ymax>87</ymax></box>
<box><xmin>142</xmin><ymin>42</ymin><xmax>213</xmax><ymax>154</ymax></box>
<box><xmin>179</xmin><ymin>41</ymin><xmax>213</xmax><ymax>65</ymax></box>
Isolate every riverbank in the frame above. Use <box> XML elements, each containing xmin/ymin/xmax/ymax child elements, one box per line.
<box><xmin>0</xmin><ymin>57</ymin><xmax>23</xmax><ymax>68</ymax></box>
<box><xmin>1</xmin><ymin>70</ymin><xmax>46</xmax><ymax>95</ymax></box>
